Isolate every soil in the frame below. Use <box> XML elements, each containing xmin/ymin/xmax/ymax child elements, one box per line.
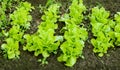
<box><xmin>0</xmin><ymin>0</ymin><xmax>120</xmax><ymax>70</ymax></box>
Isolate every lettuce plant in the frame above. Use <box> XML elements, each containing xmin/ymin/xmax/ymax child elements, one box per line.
<box><xmin>58</xmin><ymin>0</ymin><xmax>88</xmax><ymax>67</ymax></box>
<box><xmin>23</xmin><ymin>4</ymin><xmax>61</xmax><ymax>64</ymax></box>
<box><xmin>90</xmin><ymin>7</ymin><xmax>115</xmax><ymax>57</ymax></box>
<box><xmin>1</xmin><ymin>2</ymin><xmax>33</xmax><ymax>59</ymax></box>
<box><xmin>10</xmin><ymin>2</ymin><xmax>34</xmax><ymax>29</ymax></box>
<box><xmin>114</xmin><ymin>12</ymin><xmax>120</xmax><ymax>46</ymax></box>
<box><xmin>1</xmin><ymin>38</ymin><xmax>20</xmax><ymax>59</ymax></box>
<box><xmin>0</xmin><ymin>0</ymin><xmax>22</xmax><ymax>38</ymax></box>
<box><xmin>1</xmin><ymin>25</ymin><xmax>23</xmax><ymax>59</ymax></box>
<box><xmin>0</xmin><ymin>0</ymin><xmax>21</xmax><ymax>29</ymax></box>
<box><xmin>0</xmin><ymin>1</ymin><xmax>8</xmax><ymax>29</ymax></box>
<box><xmin>69</xmin><ymin>0</ymin><xmax>86</xmax><ymax>24</ymax></box>
<box><xmin>58</xmin><ymin>24</ymin><xmax>87</xmax><ymax>67</ymax></box>
<box><xmin>60</xmin><ymin>0</ymin><xmax>86</xmax><ymax>25</ymax></box>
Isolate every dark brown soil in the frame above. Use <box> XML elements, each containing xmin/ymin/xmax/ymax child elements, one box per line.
<box><xmin>0</xmin><ymin>0</ymin><xmax>120</xmax><ymax>70</ymax></box>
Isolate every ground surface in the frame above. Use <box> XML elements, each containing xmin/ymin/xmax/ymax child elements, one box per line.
<box><xmin>0</xmin><ymin>0</ymin><xmax>120</xmax><ymax>70</ymax></box>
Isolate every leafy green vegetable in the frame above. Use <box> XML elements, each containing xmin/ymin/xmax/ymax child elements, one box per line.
<box><xmin>69</xmin><ymin>0</ymin><xmax>86</xmax><ymax>24</ymax></box>
<box><xmin>1</xmin><ymin>0</ymin><xmax>120</xmax><ymax>66</ymax></box>
<box><xmin>0</xmin><ymin>0</ymin><xmax>22</xmax><ymax>38</ymax></box>
<box><xmin>90</xmin><ymin>7</ymin><xmax>115</xmax><ymax>57</ymax></box>
<box><xmin>114</xmin><ymin>12</ymin><xmax>120</xmax><ymax>46</ymax></box>
<box><xmin>0</xmin><ymin>0</ymin><xmax>21</xmax><ymax>29</ymax></box>
<box><xmin>6</xmin><ymin>25</ymin><xmax>24</xmax><ymax>42</ymax></box>
<box><xmin>1</xmin><ymin>2</ymin><xmax>33</xmax><ymax>59</ymax></box>
<box><xmin>45</xmin><ymin>0</ymin><xmax>55</xmax><ymax>7</ymax></box>
<box><xmin>58</xmin><ymin>0</ymin><xmax>88</xmax><ymax>67</ymax></box>
<box><xmin>60</xmin><ymin>0</ymin><xmax>86</xmax><ymax>25</ymax></box>
<box><xmin>24</xmin><ymin>4</ymin><xmax>61</xmax><ymax>64</ymax></box>
<box><xmin>91</xmin><ymin>32</ymin><xmax>113</xmax><ymax>57</ymax></box>
<box><xmin>1</xmin><ymin>38</ymin><xmax>20</xmax><ymax>59</ymax></box>
<box><xmin>0</xmin><ymin>0</ymin><xmax>9</xmax><ymax>29</ymax></box>
<box><xmin>10</xmin><ymin>2</ymin><xmax>34</xmax><ymax>29</ymax></box>
<box><xmin>58</xmin><ymin>24</ymin><xmax>88</xmax><ymax>67</ymax></box>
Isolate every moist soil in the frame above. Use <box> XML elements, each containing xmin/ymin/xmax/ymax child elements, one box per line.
<box><xmin>0</xmin><ymin>0</ymin><xmax>120</xmax><ymax>70</ymax></box>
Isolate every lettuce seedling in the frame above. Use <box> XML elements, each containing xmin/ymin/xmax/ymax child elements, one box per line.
<box><xmin>0</xmin><ymin>1</ymin><xmax>8</xmax><ymax>29</ymax></box>
<box><xmin>90</xmin><ymin>7</ymin><xmax>115</xmax><ymax>57</ymax></box>
<box><xmin>91</xmin><ymin>32</ymin><xmax>113</xmax><ymax>57</ymax></box>
<box><xmin>1</xmin><ymin>38</ymin><xmax>20</xmax><ymax>59</ymax></box>
<box><xmin>24</xmin><ymin>4</ymin><xmax>61</xmax><ymax>64</ymax></box>
<box><xmin>10</xmin><ymin>2</ymin><xmax>34</xmax><ymax>29</ymax></box>
<box><xmin>114</xmin><ymin>12</ymin><xmax>120</xmax><ymax>46</ymax></box>
<box><xmin>1</xmin><ymin>2</ymin><xmax>33</xmax><ymax>59</ymax></box>
<box><xmin>58</xmin><ymin>24</ymin><xmax>88</xmax><ymax>67</ymax></box>
<box><xmin>1</xmin><ymin>25</ymin><xmax>24</xmax><ymax>59</ymax></box>
<box><xmin>60</xmin><ymin>0</ymin><xmax>86</xmax><ymax>25</ymax></box>
<box><xmin>58</xmin><ymin>0</ymin><xmax>88</xmax><ymax>67</ymax></box>
<box><xmin>69</xmin><ymin>0</ymin><xmax>86</xmax><ymax>24</ymax></box>
<box><xmin>0</xmin><ymin>0</ymin><xmax>21</xmax><ymax>29</ymax></box>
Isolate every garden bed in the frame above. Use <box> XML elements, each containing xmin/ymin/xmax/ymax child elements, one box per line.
<box><xmin>0</xmin><ymin>0</ymin><xmax>120</xmax><ymax>70</ymax></box>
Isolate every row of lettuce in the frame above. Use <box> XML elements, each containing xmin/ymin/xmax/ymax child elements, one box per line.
<box><xmin>0</xmin><ymin>0</ymin><xmax>120</xmax><ymax>67</ymax></box>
